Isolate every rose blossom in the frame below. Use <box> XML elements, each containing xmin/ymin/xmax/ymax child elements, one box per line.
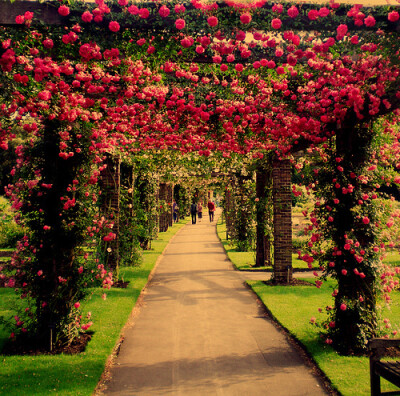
<box><xmin>58</xmin><ymin>5</ymin><xmax>70</xmax><ymax>16</ymax></box>
<box><xmin>388</xmin><ymin>11</ymin><xmax>399</xmax><ymax>22</ymax></box>
<box><xmin>175</xmin><ymin>18</ymin><xmax>185</xmax><ymax>30</ymax></box>
<box><xmin>109</xmin><ymin>21</ymin><xmax>120</xmax><ymax>32</ymax></box>
<box><xmin>207</xmin><ymin>16</ymin><xmax>218</xmax><ymax>27</ymax></box>
<box><xmin>240</xmin><ymin>13</ymin><xmax>251</xmax><ymax>24</ymax></box>
<box><xmin>364</xmin><ymin>15</ymin><xmax>376</xmax><ymax>27</ymax></box>
<box><xmin>271</xmin><ymin>18</ymin><xmax>282</xmax><ymax>29</ymax></box>
<box><xmin>159</xmin><ymin>5</ymin><xmax>170</xmax><ymax>18</ymax></box>
<box><xmin>82</xmin><ymin>11</ymin><xmax>93</xmax><ymax>23</ymax></box>
<box><xmin>139</xmin><ymin>8</ymin><xmax>150</xmax><ymax>19</ymax></box>
<box><xmin>287</xmin><ymin>6</ymin><xmax>299</xmax><ymax>18</ymax></box>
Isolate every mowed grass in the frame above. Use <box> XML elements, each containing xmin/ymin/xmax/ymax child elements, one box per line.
<box><xmin>216</xmin><ymin>219</ymin><xmax>400</xmax><ymax>395</ymax></box>
<box><xmin>216</xmin><ymin>218</ymin><xmax>313</xmax><ymax>271</ymax></box>
<box><xmin>0</xmin><ymin>218</ymin><xmax>189</xmax><ymax>396</ymax></box>
<box><xmin>249</xmin><ymin>279</ymin><xmax>400</xmax><ymax>396</ymax></box>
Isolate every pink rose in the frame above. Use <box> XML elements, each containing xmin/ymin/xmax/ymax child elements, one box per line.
<box><xmin>24</xmin><ymin>11</ymin><xmax>34</xmax><ymax>20</ymax></box>
<box><xmin>271</xmin><ymin>18</ymin><xmax>282</xmax><ymax>29</ymax></box>
<box><xmin>139</xmin><ymin>8</ymin><xmax>150</xmax><ymax>19</ymax></box>
<box><xmin>340</xmin><ymin>303</ymin><xmax>347</xmax><ymax>311</ymax></box>
<box><xmin>364</xmin><ymin>15</ymin><xmax>376</xmax><ymax>27</ymax></box>
<box><xmin>74</xmin><ymin>302</ymin><xmax>80</xmax><ymax>309</ymax></box>
<box><xmin>43</xmin><ymin>39</ymin><xmax>54</xmax><ymax>49</ymax></box>
<box><xmin>319</xmin><ymin>7</ymin><xmax>330</xmax><ymax>17</ymax></box>
<box><xmin>287</xmin><ymin>6</ymin><xmax>299</xmax><ymax>18</ymax></box>
<box><xmin>128</xmin><ymin>5</ymin><xmax>139</xmax><ymax>15</ymax></box>
<box><xmin>15</xmin><ymin>15</ymin><xmax>25</xmax><ymax>24</ymax></box>
<box><xmin>82</xmin><ymin>11</ymin><xmax>93</xmax><ymax>23</ymax></box>
<box><xmin>350</xmin><ymin>35</ymin><xmax>359</xmax><ymax>45</ymax></box>
<box><xmin>272</xmin><ymin>4</ymin><xmax>283</xmax><ymax>13</ymax></box>
<box><xmin>109</xmin><ymin>21</ymin><xmax>120</xmax><ymax>32</ymax></box>
<box><xmin>240</xmin><ymin>13</ymin><xmax>251</xmax><ymax>24</ymax></box>
<box><xmin>207</xmin><ymin>16</ymin><xmax>218</xmax><ymax>27</ymax></box>
<box><xmin>175</xmin><ymin>18</ymin><xmax>185</xmax><ymax>30</ymax></box>
<box><xmin>308</xmin><ymin>10</ymin><xmax>319</xmax><ymax>20</ymax></box>
<box><xmin>58</xmin><ymin>5</ymin><xmax>70</xmax><ymax>17</ymax></box>
<box><xmin>337</xmin><ymin>24</ymin><xmax>348</xmax><ymax>37</ymax></box>
<box><xmin>159</xmin><ymin>5</ymin><xmax>170</xmax><ymax>17</ymax></box>
<box><xmin>388</xmin><ymin>11</ymin><xmax>399</xmax><ymax>22</ymax></box>
<box><xmin>235</xmin><ymin>63</ymin><xmax>244</xmax><ymax>72</ymax></box>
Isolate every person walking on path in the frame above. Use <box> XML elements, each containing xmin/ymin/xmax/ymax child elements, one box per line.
<box><xmin>197</xmin><ymin>202</ymin><xmax>203</xmax><ymax>222</ymax></box>
<box><xmin>190</xmin><ymin>202</ymin><xmax>197</xmax><ymax>224</ymax></box>
<box><xmin>207</xmin><ymin>199</ymin><xmax>215</xmax><ymax>222</ymax></box>
<box><xmin>172</xmin><ymin>200</ymin><xmax>179</xmax><ymax>223</ymax></box>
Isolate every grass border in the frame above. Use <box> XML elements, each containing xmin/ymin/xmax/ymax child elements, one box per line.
<box><xmin>0</xmin><ymin>217</ymin><xmax>189</xmax><ymax>396</ymax></box>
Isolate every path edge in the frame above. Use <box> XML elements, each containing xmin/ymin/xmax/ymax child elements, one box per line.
<box><xmin>93</xmin><ymin>221</ymin><xmax>189</xmax><ymax>396</ymax></box>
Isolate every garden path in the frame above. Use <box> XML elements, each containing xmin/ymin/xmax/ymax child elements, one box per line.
<box><xmin>100</xmin><ymin>209</ymin><xmax>329</xmax><ymax>396</ymax></box>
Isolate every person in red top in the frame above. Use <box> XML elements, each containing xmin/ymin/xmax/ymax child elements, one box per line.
<box><xmin>207</xmin><ymin>200</ymin><xmax>215</xmax><ymax>222</ymax></box>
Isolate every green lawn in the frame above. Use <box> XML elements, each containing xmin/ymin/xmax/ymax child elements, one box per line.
<box><xmin>216</xmin><ymin>219</ymin><xmax>400</xmax><ymax>395</ymax></box>
<box><xmin>216</xmin><ymin>218</ymin><xmax>315</xmax><ymax>271</ymax></box>
<box><xmin>249</xmin><ymin>279</ymin><xmax>400</xmax><ymax>396</ymax></box>
<box><xmin>0</xmin><ymin>218</ymin><xmax>189</xmax><ymax>396</ymax></box>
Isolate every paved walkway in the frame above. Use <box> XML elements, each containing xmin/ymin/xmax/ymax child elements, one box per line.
<box><xmin>100</xmin><ymin>211</ymin><xmax>329</xmax><ymax>396</ymax></box>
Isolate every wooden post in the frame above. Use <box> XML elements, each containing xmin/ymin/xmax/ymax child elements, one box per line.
<box><xmin>255</xmin><ymin>169</ymin><xmax>268</xmax><ymax>267</ymax></box>
<box><xmin>100</xmin><ymin>153</ymin><xmax>121</xmax><ymax>271</ymax></box>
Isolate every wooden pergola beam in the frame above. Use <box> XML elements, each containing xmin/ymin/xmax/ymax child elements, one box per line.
<box><xmin>0</xmin><ymin>0</ymin><xmax>399</xmax><ymax>33</ymax></box>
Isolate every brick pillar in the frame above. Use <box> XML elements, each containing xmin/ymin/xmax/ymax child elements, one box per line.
<box><xmin>273</xmin><ymin>159</ymin><xmax>292</xmax><ymax>283</ymax></box>
<box><xmin>100</xmin><ymin>154</ymin><xmax>120</xmax><ymax>271</ymax></box>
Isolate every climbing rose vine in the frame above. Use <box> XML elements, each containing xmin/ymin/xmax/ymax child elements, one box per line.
<box><xmin>0</xmin><ymin>0</ymin><xmax>399</xmax><ymax>353</ymax></box>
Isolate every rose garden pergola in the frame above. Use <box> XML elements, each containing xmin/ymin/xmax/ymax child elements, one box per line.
<box><xmin>1</xmin><ymin>0</ymin><xmax>400</xmax><ymax>354</ymax></box>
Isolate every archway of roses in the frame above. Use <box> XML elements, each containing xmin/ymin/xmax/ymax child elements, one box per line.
<box><xmin>1</xmin><ymin>0</ymin><xmax>400</xmax><ymax>354</ymax></box>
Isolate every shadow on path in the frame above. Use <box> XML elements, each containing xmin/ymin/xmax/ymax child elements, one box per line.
<box><xmin>99</xmin><ymin>211</ymin><xmax>330</xmax><ymax>396</ymax></box>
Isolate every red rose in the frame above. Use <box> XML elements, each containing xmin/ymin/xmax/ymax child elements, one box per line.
<box><xmin>139</xmin><ymin>8</ymin><xmax>150</xmax><ymax>19</ymax></box>
<box><xmin>82</xmin><ymin>11</ymin><xmax>93</xmax><ymax>23</ymax></box>
<box><xmin>15</xmin><ymin>15</ymin><xmax>24</xmax><ymax>24</ymax></box>
<box><xmin>388</xmin><ymin>11</ymin><xmax>399</xmax><ymax>22</ymax></box>
<box><xmin>175</xmin><ymin>18</ymin><xmax>185</xmax><ymax>30</ymax></box>
<box><xmin>159</xmin><ymin>5</ymin><xmax>170</xmax><ymax>18</ymax></box>
<box><xmin>364</xmin><ymin>15</ymin><xmax>376</xmax><ymax>27</ymax></box>
<box><xmin>271</xmin><ymin>18</ymin><xmax>282</xmax><ymax>29</ymax></box>
<box><xmin>207</xmin><ymin>16</ymin><xmax>218</xmax><ymax>27</ymax></box>
<box><xmin>240</xmin><ymin>13</ymin><xmax>251</xmax><ymax>24</ymax></box>
<box><xmin>58</xmin><ymin>5</ymin><xmax>70</xmax><ymax>17</ymax></box>
<box><xmin>287</xmin><ymin>6</ymin><xmax>299</xmax><ymax>18</ymax></box>
<box><xmin>109</xmin><ymin>21</ymin><xmax>120</xmax><ymax>32</ymax></box>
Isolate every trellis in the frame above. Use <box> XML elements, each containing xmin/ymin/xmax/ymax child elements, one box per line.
<box><xmin>1</xmin><ymin>0</ymin><xmax>400</xmax><ymax>353</ymax></box>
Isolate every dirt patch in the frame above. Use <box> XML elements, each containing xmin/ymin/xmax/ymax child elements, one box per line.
<box><xmin>2</xmin><ymin>332</ymin><xmax>92</xmax><ymax>356</ymax></box>
<box><xmin>112</xmin><ymin>280</ymin><xmax>130</xmax><ymax>288</ymax></box>
<box><xmin>263</xmin><ymin>278</ymin><xmax>314</xmax><ymax>286</ymax></box>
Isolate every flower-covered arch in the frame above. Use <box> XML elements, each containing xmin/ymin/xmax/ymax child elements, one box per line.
<box><xmin>1</xmin><ymin>0</ymin><xmax>400</xmax><ymax>353</ymax></box>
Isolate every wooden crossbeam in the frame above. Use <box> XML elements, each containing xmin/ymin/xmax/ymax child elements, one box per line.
<box><xmin>0</xmin><ymin>0</ymin><xmax>398</xmax><ymax>32</ymax></box>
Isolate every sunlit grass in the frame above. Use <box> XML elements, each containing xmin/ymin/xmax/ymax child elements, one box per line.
<box><xmin>216</xmin><ymin>217</ymin><xmax>316</xmax><ymax>270</ymax></box>
<box><xmin>0</xmin><ymin>218</ymin><xmax>188</xmax><ymax>396</ymax></box>
<box><xmin>249</xmin><ymin>279</ymin><xmax>400</xmax><ymax>396</ymax></box>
